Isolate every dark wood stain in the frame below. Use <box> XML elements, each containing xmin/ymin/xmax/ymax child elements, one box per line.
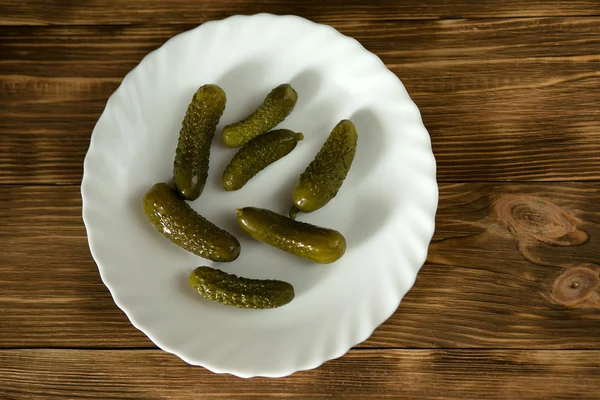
<box><xmin>1</xmin><ymin>18</ymin><xmax>600</xmax><ymax>183</ymax></box>
<box><xmin>2</xmin><ymin>1</ymin><xmax>600</xmax><ymax>25</ymax></box>
<box><xmin>2</xmin><ymin>2</ymin><xmax>600</xmax><ymax>398</ymax></box>
<box><xmin>1</xmin><ymin>184</ymin><xmax>599</xmax><ymax>350</ymax></box>
<box><xmin>1</xmin><ymin>349</ymin><xmax>600</xmax><ymax>400</ymax></box>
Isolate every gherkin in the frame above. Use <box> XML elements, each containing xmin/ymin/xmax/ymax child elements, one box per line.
<box><xmin>143</xmin><ymin>183</ymin><xmax>240</xmax><ymax>262</ymax></box>
<box><xmin>189</xmin><ymin>266</ymin><xmax>295</xmax><ymax>309</ymax></box>
<box><xmin>174</xmin><ymin>84</ymin><xmax>226</xmax><ymax>200</ymax></box>
<box><xmin>222</xmin><ymin>129</ymin><xmax>304</xmax><ymax>191</ymax></box>
<box><xmin>237</xmin><ymin>207</ymin><xmax>346</xmax><ymax>264</ymax></box>
<box><xmin>222</xmin><ymin>84</ymin><xmax>298</xmax><ymax>148</ymax></box>
<box><xmin>290</xmin><ymin>119</ymin><xmax>357</xmax><ymax>219</ymax></box>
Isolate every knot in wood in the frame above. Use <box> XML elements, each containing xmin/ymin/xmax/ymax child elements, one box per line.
<box><xmin>494</xmin><ymin>195</ymin><xmax>587</xmax><ymax>246</ymax></box>
<box><xmin>552</xmin><ymin>266</ymin><xmax>599</xmax><ymax>307</ymax></box>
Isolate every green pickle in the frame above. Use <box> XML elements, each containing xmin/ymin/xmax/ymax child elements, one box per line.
<box><xmin>291</xmin><ymin>120</ymin><xmax>358</xmax><ymax>218</ymax></box>
<box><xmin>189</xmin><ymin>266</ymin><xmax>295</xmax><ymax>309</ymax></box>
<box><xmin>222</xmin><ymin>129</ymin><xmax>304</xmax><ymax>191</ymax></box>
<box><xmin>222</xmin><ymin>84</ymin><xmax>298</xmax><ymax>148</ymax></box>
<box><xmin>174</xmin><ymin>84</ymin><xmax>226</xmax><ymax>200</ymax></box>
<box><xmin>237</xmin><ymin>207</ymin><xmax>346</xmax><ymax>264</ymax></box>
<box><xmin>143</xmin><ymin>183</ymin><xmax>240</xmax><ymax>262</ymax></box>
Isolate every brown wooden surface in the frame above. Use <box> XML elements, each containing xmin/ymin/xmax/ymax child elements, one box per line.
<box><xmin>1</xmin><ymin>1</ymin><xmax>599</xmax><ymax>399</ymax></box>
<box><xmin>2</xmin><ymin>0</ymin><xmax>600</xmax><ymax>25</ymax></box>
<box><xmin>2</xmin><ymin>183</ymin><xmax>600</xmax><ymax>350</ymax></box>
<box><xmin>2</xmin><ymin>18</ymin><xmax>600</xmax><ymax>183</ymax></box>
<box><xmin>2</xmin><ymin>349</ymin><xmax>600</xmax><ymax>400</ymax></box>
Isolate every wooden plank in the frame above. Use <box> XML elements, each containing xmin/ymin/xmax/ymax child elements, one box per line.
<box><xmin>1</xmin><ymin>19</ymin><xmax>599</xmax><ymax>183</ymax></box>
<box><xmin>1</xmin><ymin>349</ymin><xmax>599</xmax><ymax>399</ymax></box>
<box><xmin>1</xmin><ymin>0</ymin><xmax>600</xmax><ymax>25</ymax></box>
<box><xmin>1</xmin><ymin>183</ymin><xmax>599</xmax><ymax>349</ymax></box>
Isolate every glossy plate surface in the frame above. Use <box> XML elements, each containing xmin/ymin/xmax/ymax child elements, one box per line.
<box><xmin>81</xmin><ymin>14</ymin><xmax>438</xmax><ymax>378</ymax></box>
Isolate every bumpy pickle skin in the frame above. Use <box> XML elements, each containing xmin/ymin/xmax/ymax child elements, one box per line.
<box><xmin>222</xmin><ymin>84</ymin><xmax>298</xmax><ymax>148</ymax></box>
<box><xmin>174</xmin><ymin>84</ymin><xmax>226</xmax><ymax>200</ymax></box>
<box><xmin>222</xmin><ymin>129</ymin><xmax>304</xmax><ymax>191</ymax></box>
<box><xmin>236</xmin><ymin>207</ymin><xmax>346</xmax><ymax>264</ymax></box>
<box><xmin>291</xmin><ymin>120</ymin><xmax>358</xmax><ymax>218</ymax></box>
<box><xmin>189</xmin><ymin>267</ymin><xmax>295</xmax><ymax>309</ymax></box>
<box><xmin>143</xmin><ymin>183</ymin><xmax>240</xmax><ymax>262</ymax></box>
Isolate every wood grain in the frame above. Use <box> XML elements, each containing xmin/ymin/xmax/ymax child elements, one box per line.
<box><xmin>2</xmin><ymin>2</ymin><xmax>600</xmax><ymax>397</ymax></box>
<box><xmin>2</xmin><ymin>183</ymin><xmax>599</xmax><ymax>349</ymax></box>
<box><xmin>1</xmin><ymin>18</ymin><xmax>599</xmax><ymax>183</ymax></box>
<box><xmin>1</xmin><ymin>349</ymin><xmax>599</xmax><ymax>399</ymax></box>
<box><xmin>2</xmin><ymin>0</ymin><xmax>600</xmax><ymax>25</ymax></box>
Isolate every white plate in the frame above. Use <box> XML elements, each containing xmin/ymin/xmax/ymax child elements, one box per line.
<box><xmin>82</xmin><ymin>14</ymin><xmax>437</xmax><ymax>378</ymax></box>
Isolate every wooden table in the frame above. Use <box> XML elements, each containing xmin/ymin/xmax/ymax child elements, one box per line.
<box><xmin>1</xmin><ymin>1</ymin><xmax>599</xmax><ymax>399</ymax></box>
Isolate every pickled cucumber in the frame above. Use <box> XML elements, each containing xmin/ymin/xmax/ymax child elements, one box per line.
<box><xmin>237</xmin><ymin>207</ymin><xmax>346</xmax><ymax>264</ymax></box>
<box><xmin>143</xmin><ymin>183</ymin><xmax>240</xmax><ymax>262</ymax></box>
<box><xmin>174</xmin><ymin>84</ymin><xmax>226</xmax><ymax>200</ymax></box>
<box><xmin>291</xmin><ymin>120</ymin><xmax>357</xmax><ymax>218</ymax></box>
<box><xmin>222</xmin><ymin>129</ymin><xmax>304</xmax><ymax>191</ymax></box>
<box><xmin>189</xmin><ymin>266</ymin><xmax>294</xmax><ymax>309</ymax></box>
<box><xmin>222</xmin><ymin>84</ymin><xmax>298</xmax><ymax>148</ymax></box>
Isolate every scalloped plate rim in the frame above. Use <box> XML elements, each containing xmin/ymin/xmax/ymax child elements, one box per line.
<box><xmin>81</xmin><ymin>13</ymin><xmax>438</xmax><ymax>378</ymax></box>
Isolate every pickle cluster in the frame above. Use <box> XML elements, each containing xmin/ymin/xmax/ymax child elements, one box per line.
<box><xmin>142</xmin><ymin>82</ymin><xmax>358</xmax><ymax>309</ymax></box>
